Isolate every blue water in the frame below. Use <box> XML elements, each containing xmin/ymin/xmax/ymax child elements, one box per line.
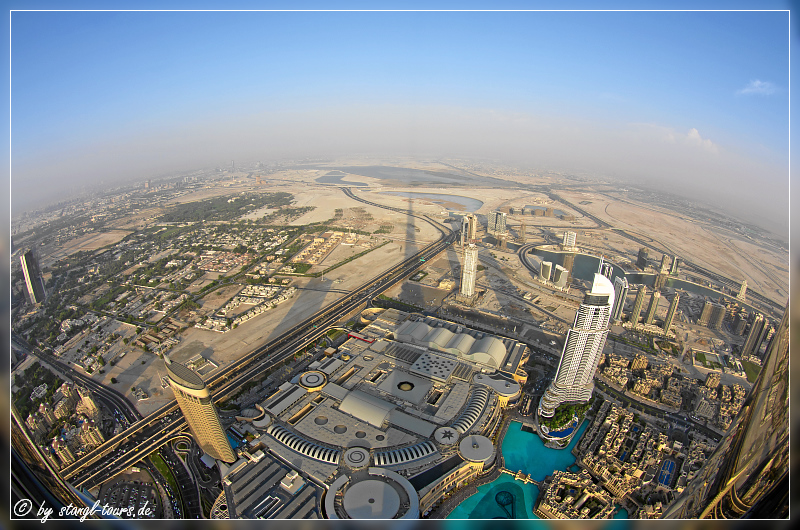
<box><xmin>315</xmin><ymin>172</ymin><xmax>368</xmax><ymax>187</ymax></box>
<box><xmin>614</xmin><ymin>506</ymin><xmax>630</xmax><ymax>519</ymax></box>
<box><xmin>445</xmin><ymin>473</ymin><xmax>541</xmax><ymax>519</ymax></box>
<box><xmin>381</xmin><ymin>191</ymin><xmax>484</xmax><ymax>212</ymax></box>
<box><xmin>447</xmin><ymin>420</ymin><xmax>589</xmax><ymax>519</ymax></box>
<box><xmin>227</xmin><ymin>433</ymin><xmax>242</xmax><ymax>449</ymax></box>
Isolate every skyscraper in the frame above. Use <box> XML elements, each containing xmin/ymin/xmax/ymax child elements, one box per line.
<box><xmin>552</xmin><ymin>264</ymin><xmax>568</xmax><ymax>288</ymax></box>
<box><xmin>538</xmin><ymin>273</ymin><xmax>614</xmax><ymax>419</ymax></box>
<box><xmin>663</xmin><ymin>293</ymin><xmax>680</xmax><ymax>333</ymax></box>
<box><xmin>540</xmin><ymin>261</ymin><xmax>553</xmax><ymax>282</ymax></box>
<box><xmin>461</xmin><ymin>214</ymin><xmax>478</xmax><ymax>245</ymax></box>
<box><xmin>755</xmin><ymin>324</ymin><xmax>774</xmax><ymax>356</ymax></box>
<box><xmin>562</xmin><ymin>231</ymin><xmax>577</xmax><ymax>249</ymax></box>
<box><xmin>664</xmin><ymin>303</ymin><xmax>788</xmax><ymax>518</ymax></box>
<box><xmin>637</xmin><ymin>248</ymin><xmax>648</xmax><ymax>269</ymax></box>
<box><xmin>659</xmin><ymin>254</ymin><xmax>671</xmax><ymax>274</ymax></box>
<box><xmin>165</xmin><ymin>356</ymin><xmax>236</xmax><ymax>463</ymax></box>
<box><xmin>733</xmin><ymin>312</ymin><xmax>748</xmax><ymax>336</ymax></box>
<box><xmin>611</xmin><ymin>276</ymin><xmax>628</xmax><ymax>323</ymax></box>
<box><xmin>20</xmin><ymin>249</ymin><xmax>46</xmax><ymax>305</ymax></box>
<box><xmin>741</xmin><ymin>313</ymin><xmax>765</xmax><ymax>357</ymax></box>
<box><xmin>698</xmin><ymin>300</ymin><xmax>714</xmax><ymax>327</ymax></box>
<box><xmin>487</xmin><ymin>210</ymin><xmax>507</xmax><ymax>235</ymax></box>
<box><xmin>601</xmin><ymin>263</ymin><xmax>613</xmax><ymax>280</ymax></box>
<box><xmin>460</xmin><ymin>244</ymin><xmax>478</xmax><ymax>298</ymax></box>
<box><xmin>709</xmin><ymin>303</ymin><xmax>726</xmax><ymax>330</ymax></box>
<box><xmin>644</xmin><ymin>291</ymin><xmax>660</xmax><ymax>325</ymax></box>
<box><xmin>630</xmin><ymin>287</ymin><xmax>646</xmax><ymax>324</ymax></box>
<box><xmin>561</xmin><ymin>253</ymin><xmax>575</xmax><ymax>281</ymax></box>
<box><xmin>466</xmin><ymin>214</ymin><xmax>478</xmax><ymax>241</ymax></box>
<box><xmin>670</xmin><ymin>257</ymin><xmax>681</xmax><ymax>275</ymax></box>
<box><xmin>737</xmin><ymin>279</ymin><xmax>747</xmax><ymax>300</ymax></box>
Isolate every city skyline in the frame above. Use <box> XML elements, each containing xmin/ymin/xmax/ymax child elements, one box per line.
<box><xmin>7</xmin><ymin>1</ymin><xmax>792</xmax><ymax>522</ymax></box>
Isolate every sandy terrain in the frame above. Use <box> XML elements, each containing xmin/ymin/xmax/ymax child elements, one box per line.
<box><xmin>43</xmin><ymin>230</ymin><xmax>133</xmax><ymax>266</ymax></box>
<box><xmin>557</xmin><ymin>190</ymin><xmax>788</xmax><ymax>303</ymax></box>
<box><xmin>121</xmin><ymin>236</ymin><xmax>439</xmax><ymax>415</ymax></box>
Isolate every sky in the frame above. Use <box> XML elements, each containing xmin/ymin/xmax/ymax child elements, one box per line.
<box><xmin>5</xmin><ymin>2</ymin><xmax>793</xmax><ymax>238</ymax></box>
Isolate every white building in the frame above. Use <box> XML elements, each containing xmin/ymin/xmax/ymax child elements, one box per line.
<box><xmin>487</xmin><ymin>211</ymin><xmax>506</xmax><ymax>235</ymax></box>
<box><xmin>562</xmin><ymin>231</ymin><xmax>577</xmax><ymax>249</ymax></box>
<box><xmin>540</xmin><ymin>261</ymin><xmax>553</xmax><ymax>282</ymax></box>
<box><xmin>538</xmin><ymin>273</ymin><xmax>614</xmax><ymax>418</ymax></box>
<box><xmin>611</xmin><ymin>276</ymin><xmax>628</xmax><ymax>323</ymax></box>
<box><xmin>460</xmin><ymin>244</ymin><xmax>478</xmax><ymax>297</ymax></box>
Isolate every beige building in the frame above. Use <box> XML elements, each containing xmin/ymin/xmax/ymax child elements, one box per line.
<box><xmin>165</xmin><ymin>356</ymin><xmax>236</xmax><ymax>463</ymax></box>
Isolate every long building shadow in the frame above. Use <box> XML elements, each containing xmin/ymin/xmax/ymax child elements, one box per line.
<box><xmin>395</xmin><ymin>199</ymin><xmax>442</xmax><ymax>312</ymax></box>
<box><xmin>262</xmin><ymin>275</ymin><xmax>335</xmax><ymax>343</ymax></box>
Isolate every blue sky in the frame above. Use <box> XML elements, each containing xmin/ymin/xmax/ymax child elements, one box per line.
<box><xmin>4</xmin><ymin>2</ymin><xmax>793</xmax><ymax>235</ymax></box>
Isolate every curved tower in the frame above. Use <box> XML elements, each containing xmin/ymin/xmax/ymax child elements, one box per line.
<box><xmin>538</xmin><ymin>273</ymin><xmax>614</xmax><ymax>418</ymax></box>
<box><xmin>165</xmin><ymin>356</ymin><xmax>236</xmax><ymax>463</ymax></box>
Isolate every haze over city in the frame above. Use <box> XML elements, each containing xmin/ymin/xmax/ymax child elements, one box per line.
<box><xmin>7</xmin><ymin>2</ymin><xmax>792</xmax><ymax>524</ymax></box>
<box><xmin>9</xmin><ymin>5</ymin><xmax>790</xmax><ymax>236</ymax></box>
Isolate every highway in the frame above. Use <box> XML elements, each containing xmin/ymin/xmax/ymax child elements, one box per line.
<box><xmin>50</xmin><ymin>187</ymin><xmax>455</xmax><ymax>492</ymax></box>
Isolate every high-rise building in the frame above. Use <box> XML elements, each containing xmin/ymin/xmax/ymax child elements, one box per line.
<box><xmin>670</xmin><ymin>257</ymin><xmax>681</xmax><ymax>275</ymax></box>
<box><xmin>460</xmin><ymin>244</ymin><xmax>479</xmax><ymax>297</ymax></box>
<box><xmin>699</xmin><ymin>300</ymin><xmax>725</xmax><ymax>330</ymax></box>
<box><xmin>80</xmin><ymin>420</ymin><xmax>105</xmax><ymax>447</ymax></box>
<box><xmin>466</xmin><ymin>214</ymin><xmax>478</xmax><ymax>241</ymax></box>
<box><xmin>637</xmin><ymin>248</ymin><xmax>649</xmax><ymax>270</ymax></box>
<box><xmin>461</xmin><ymin>214</ymin><xmax>478</xmax><ymax>245</ymax></box>
<box><xmin>538</xmin><ymin>273</ymin><xmax>614</xmax><ymax>419</ymax></box>
<box><xmin>601</xmin><ymin>263</ymin><xmax>613</xmax><ymax>280</ymax></box>
<box><xmin>552</xmin><ymin>264</ymin><xmax>568</xmax><ymax>288</ymax></box>
<box><xmin>737</xmin><ymin>279</ymin><xmax>747</xmax><ymax>300</ymax></box>
<box><xmin>38</xmin><ymin>403</ymin><xmax>56</xmax><ymax>425</ymax></box>
<box><xmin>698</xmin><ymin>300</ymin><xmax>714</xmax><ymax>327</ymax></box>
<box><xmin>644</xmin><ymin>291</ymin><xmax>660</xmax><ymax>325</ymax></box>
<box><xmin>611</xmin><ymin>277</ymin><xmax>629</xmax><ymax>323</ymax></box>
<box><xmin>561</xmin><ymin>253</ymin><xmax>575</xmax><ymax>280</ymax></box>
<box><xmin>756</xmin><ymin>324</ymin><xmax>774</xmax><ymax>356</ymax></box>
<box><xmin>52</xmin><ymin>437</ymin><xmax>76</xmax><ymax>467</ymax></box>
<box><xmin>664</xmin><ymin>303</ymin><xmax>788</xmax><ymax>518</ymax></box>
<box><xmin>562</xmin><ymin>231</ymin><xmax>577</xmax><ymax>249</ymax></box>
<box><xmin>487</xmin><ymin>211</ymin><xmax>507</xmax><ymax>235</ymax></box>
<box><xmin>165</xmin><ymin>356</ymin><xmax>236</xmax><ymax>463</ymax></box>
<box><xmin>26</xmin><ymin>414</ymin><xmax>48</xmax><ymax>440</ymax></box>
<box><xmin>540</xmin><ymin>261</ymin><xmax>553</xmax><ymax>282</ymax></box>
<box><xmin>653</xmin><ymin>272</ymin><xmax>667</xmax><ymax>290</ymax></box>
<box><xmin>741</xmin><ymin>313</ymin><xmax>765</xmax><ymax>357</ymax></box>
<box><xmin>663</xmin><ymin>293</ymin><xmax>680</xmax><ymax>333</ymax></box>
<box><xmin>76</xmin><ymin>387</ymin><xmax>99</xmax><ymax>417</ymax></box>
<box><xmin>630</xmin><ymin>287</ymin><xmax>646</xmax><ymax>324</ymax></box>
<box><xmin>710</xmin><ymin>303</ymin><xmax>726</xmax><ymax>330</ymax></box>
<box><xmin>20</xmin><ymin>249</ymin><xmax>46</xmax><ymax>305</ymax></box>
<box><xmin>733</xmin><ymin>312</ymin><xmax>748</xmax><ymax>336</ymax></box>
<box><xmin>659</xmin><ymin>254</ymin><xmax>671</xmax><ymax>274</ymax></box>
<box><xmin>519</xmin><ymin>219</ymin><xmax>527</xmax><ymax>243</ymax></box>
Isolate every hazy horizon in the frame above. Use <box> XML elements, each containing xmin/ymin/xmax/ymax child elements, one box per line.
<box><xmin>9</xmin><ymin>8</ymin><xmax>790</xmax><ymax>238</ymax></box>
